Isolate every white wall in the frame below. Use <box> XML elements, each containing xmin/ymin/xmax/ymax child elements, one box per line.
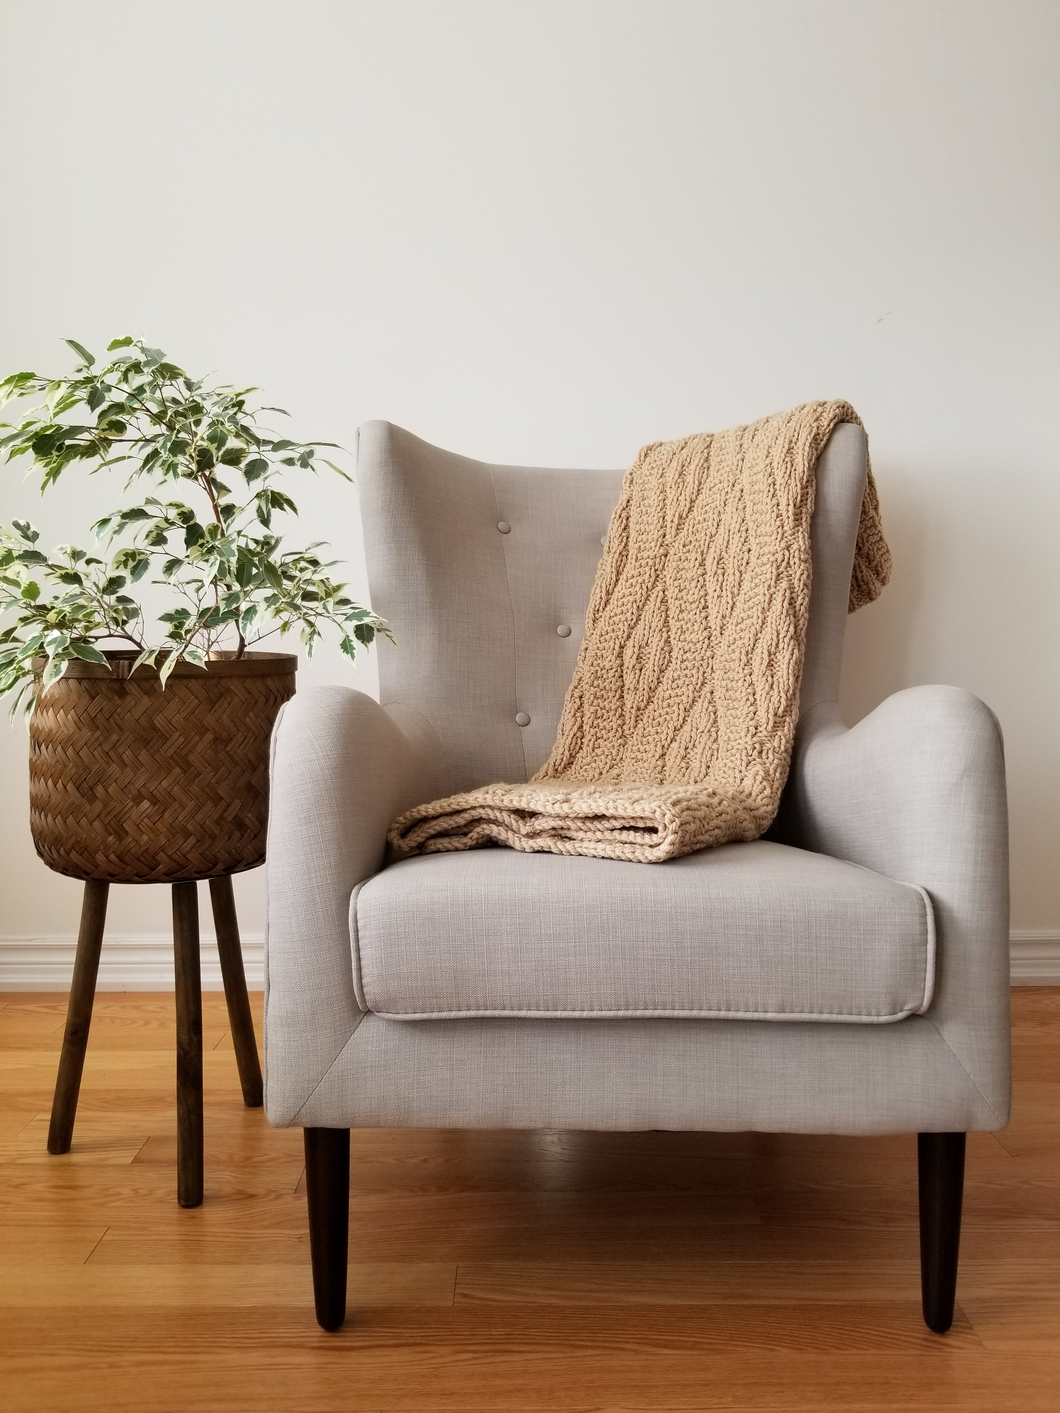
<box><xmin>1</xmin><ymin>0</ymin><xmax>1058</xmax><ymax>969</ymax></box>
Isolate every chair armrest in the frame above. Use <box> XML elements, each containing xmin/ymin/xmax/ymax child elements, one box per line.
<box><xmin>777</xmin><ymin>686</ymin><xmax>1010</xmax><ymax>1124</ymax></box>
<box><xmin>264</xmin><ymin>686</ymin><xmax>445</xmax><ymax>1124</ymax></box>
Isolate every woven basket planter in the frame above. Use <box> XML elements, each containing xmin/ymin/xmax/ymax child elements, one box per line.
<box><xmin>29</xmin><ymin>651</ymin><xmax>296</xmax><ymax>883</ymax></box>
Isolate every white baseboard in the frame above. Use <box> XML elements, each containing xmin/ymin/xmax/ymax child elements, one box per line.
<box><xmin>0</xmin><ymin>933</ymin><xmax>264</xmax><ymax>991</ymax></box>
<box><xmin>1009</xmin><ymin>930</ymin><xmax>1060</xmax><ymax>986</ymax></box>
<box><xmin>0</xmin><ymin>931</ymin><xmax>1056</xmax><ymax>993</ymax></box>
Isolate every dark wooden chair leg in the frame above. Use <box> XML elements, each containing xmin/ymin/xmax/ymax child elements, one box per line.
<box><xmin>918</xmin><ymin>1131</ymin><xmax>966</xmax><ymax>1333</ymax></box>
<box><xmin>173</xmin><ymin>881</ymin><xmax>204</xmax><ymax>1208</ymax></box>
<box><xmin>209</xmin><ymin>875</ymin><xmax>263</xmax><ymax>1108</ymax></box>
<box><xmin>48</xmin><ymin>880</ymin><xmax>109</xmax><ymax>1154</ymax></box>
<box><xmin>304</xmin><ymin>1127</ymin><xmax>350</xmax><ymax>1331</ymax></box>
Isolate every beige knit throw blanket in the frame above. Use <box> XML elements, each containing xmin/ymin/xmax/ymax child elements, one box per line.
<box><xmin>389</xmin><ymin>401</ymin><xmax>890</xmax><ymax>864</ymax></box>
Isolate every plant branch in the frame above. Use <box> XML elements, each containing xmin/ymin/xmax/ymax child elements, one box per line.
<box><xmin>0</xmin><ymin>336</ymin><xmax>385</xmax><ymax>703</ymax></box>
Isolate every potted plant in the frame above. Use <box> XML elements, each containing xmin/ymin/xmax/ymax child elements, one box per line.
<box><xmin>0</xmin><ymin>336</ymin><xmax>388</xmax><ymax>881</ymax></box>
<box><xmin>0</xmin><ymin>336</ymin><xmax>388</xmax><ymax>1203</ymax></box>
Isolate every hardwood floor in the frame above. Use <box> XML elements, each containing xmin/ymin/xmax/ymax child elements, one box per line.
<box><xmin>1</xmin><ymin>988</ymin><xmax>1057</xmax><ymax>1412</ymax></box>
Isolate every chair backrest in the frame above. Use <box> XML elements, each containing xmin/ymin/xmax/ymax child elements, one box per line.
<box><xmin>356</xmin><ymin>420</ymin><xmax>868</xmax><ymax>795</ymax></box>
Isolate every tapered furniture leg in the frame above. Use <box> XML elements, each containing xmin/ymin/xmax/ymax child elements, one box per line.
<box><xmin>305</xmin><ymin>1127</ymin><xmax>350</xmax><ymax>1331</ymax></box>
<box><xmin>173</xmin><ymin>881</ymin><xmax>204</xmax><ymax>1208</ymax></box>
<box><xmin>47</xmin><ymin>880</ymin><xmax>110</xmax><ymax>1154</ymax></box>
<box><xmin>918</xmin><ymin>1131</ymin><xmax>966</xmax><ymax>1333</ymax></box>
<box><xmin>209</xmin><ymin>875</ymin><xmax>263</xmax><ymax>1107</ymax></box>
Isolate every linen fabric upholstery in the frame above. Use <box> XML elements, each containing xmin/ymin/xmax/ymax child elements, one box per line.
<box><xmin>356</xmin><ymin>425</ymin><xmax>621</xmax><ymax>795</ymax></box>
<box><xmin>263</xmin><ymin>422</ymin><xmax>1010</xmax><ymax>1137</ymax></box>
<box><xmin>287</xmin><ymin>1013</ymin><xmax>1001</xmax><ymax>1135</ymax></box>
<box><xmin>775</xmin><ymin>684</ymin><xmax>1012</xmax><ymax>1133</ymax></box>
<box><xmin>352</xmin><ymin>841</ymin><xmax>935</xmax><ymax>1023</ymax></box>
<box><xmin>387</xmin><ymin>403</ymin><xmax>891</xmax><ymax>863</ymax></box>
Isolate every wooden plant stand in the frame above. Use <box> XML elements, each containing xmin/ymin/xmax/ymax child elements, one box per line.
<box><xmin>47</xmin><ymin>874</ymin><xmax>262</xmax><ymax>1208</ymax></box>
<box><xmin>29</xmin><ymin>650</ymin><xmax>295</xmax><ymax>1206</ymax></box>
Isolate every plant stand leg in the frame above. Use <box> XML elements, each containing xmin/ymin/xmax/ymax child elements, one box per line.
<box><xmin>209</xmin><ymin>875</ymin><xmax>263</xmax><ymax>1108</ymax></box>
<box><xmin>304</xmin><ymin>1128</ymin><xmax>350</xmax><ymax>1331</ymax></box>
<box><xmin>173</xmin><ymin>881</ymin><xmax>204</xmax><ymax>1208</ymax></box>
<box><xmin>48</xmin><ymin>880</ymin><xmax>110</xmax><ymax>1154</ymax></box>
<box><xmin>918</xmin><ymin>1131</ymin><xmax>966</xmax><ymax>1333</ymax></box>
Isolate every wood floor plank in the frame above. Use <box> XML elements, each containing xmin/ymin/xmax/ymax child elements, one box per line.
<box><xmin>0</xmin><ymin>1223</ymin><xmax>107</xmax><ymax>1265</ymax></box>
<box><xmin>131</xmin><ymin>1127</ymin><xmax>304</xmax><ymax>1166</ymax></box>
<box><xmin>307</xmin><ymin>1128</ymin><xmax>1019</xmax><ymax>1196</ymax></box>
<box><xmin>1011</xmin><ymin>1039</ymin><xmax>1060</xmax><ymax>1080</ymax></box>
<box><xmin>456</xmin><ymin>1259</ymin><xmax>929</xmax><ymax>1305</ymax></box>
<box><xmin>0</xmin><ymin>1047</ymin><xmax>251</xmax><ymax>1085</ymax></box>
<box><xmin>61</xmin><ymin>1016</ymin><xmax>230</xmax><ymax>1052</ymax></box>
<box><xmin>0</xmin><ymin>1113</ymin><xmax>149</xmax><ymax>1165</ymax></box>
<box><xmin>962</xmin><ymin>1296</ymin><xmax>1060</xmax><ymax>1352</ymax></box>
<box><xmin>0</xmin><ymin>1107</ymin><xmax>40</xmax><ymax>1139</ymax></box>
<box><xmin>1</xmin><ymin>1261</ymin><xmax>456</xmax><ymax>1308</ymax></box>
<box><xmin>457</xmin><ymin>1248</ymin><xmax>1060</xmax><ymax>1307</ymax></box>
<box><xmin>0</xmin><ymin>1007</ymin><xmax>66</xmax><ymax>1048</ymax></box>
<box><xmin>9</xmin><ymin>1319</ymin><xmax>1055</xmax><ymax>1413</ymax></box>
<box><xmin>993</xmin><ymin>1079</ymin><xmax>1060</xmax><ymax>1158</ymax></box>
<box><xmin>756</xmin><ymin>1177</ymin><xmax>1059</xmax><ymax>1226</ymax></box>
<box><xmin>0</xmin><ymin>1110</ymin><xmax>300</xmax><ymax>1171</ymax></box>
<box><xmin>0</xmin><ymin>1169</ymin><xmax>308</xmax><ymax>1225</ymax></box>
<box><xmin>0</xmin><ymin>987</ymin><xmax>1056</xmax><ymax>1413</ymax></box>
<box><xmin>80</xmin><ymin>1217</ymin><xmax>1060</xmax><ymax>1275</ymax></box>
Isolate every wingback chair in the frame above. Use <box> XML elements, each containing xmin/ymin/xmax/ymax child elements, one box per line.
<box><xmin>265</xmin><ymin>420</ymin><xmax>1010</xmax><ymax>1333</ymax></box>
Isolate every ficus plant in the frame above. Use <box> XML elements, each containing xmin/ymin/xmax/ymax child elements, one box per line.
<box><xmin>0</xmin><ymin>336</ymin><xmax>390</xmax><ymax>711</ymax></box>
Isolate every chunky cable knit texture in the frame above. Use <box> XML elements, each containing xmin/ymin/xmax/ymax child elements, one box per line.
<box><xmin>389</xmin><ymin>402</ymin><xmax>890</xmax><ymax>863</ymax></box>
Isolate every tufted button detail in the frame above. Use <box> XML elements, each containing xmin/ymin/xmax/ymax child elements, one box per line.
<box><xmin>497</xmin><ymin>521</ymin><xmax>511</xmax><ymax>534</ymax></box>
<box><xmin>556</xmin><ymin>624</ymin><xmax>572</xmax><ymax>638</ymax></box>
<box><xmin>515</xmin><ymin>712</ymin><xmax>530</xmax><ymax>727</ymax></box>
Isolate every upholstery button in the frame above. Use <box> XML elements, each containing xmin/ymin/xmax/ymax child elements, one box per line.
<box><xmin>600</xmin><ymin>536</ymin><xmax>606</xmax><ymax>547</ymax></box>
<box><xmin>515</xmin><ymin>712</ymin><xmax>530</xmax><ymax>727</ymax></box>
<box><xmin>497</xmin><ymin>521</ymin><xmax>511</xmax><ymax>534</ymax></box>
<box><xmin>556</xmin><ymin>624</ymin><xmax>572</xmax><ymax>637</ymax></box>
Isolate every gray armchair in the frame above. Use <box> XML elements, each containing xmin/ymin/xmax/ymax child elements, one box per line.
<box><xmin>264</xmin><ymin>420</ymin><xmax>1010</xmax><ymax>1332</ymax></box>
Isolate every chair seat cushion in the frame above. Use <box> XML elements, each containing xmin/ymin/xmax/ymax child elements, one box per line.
<box><xmin>351</xmin><ymin>840</ymin><xmax>935</xmax><ymax>1024</ymax></box>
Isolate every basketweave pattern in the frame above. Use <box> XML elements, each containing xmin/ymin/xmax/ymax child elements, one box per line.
<box><xmin>390</xmin><ymin>401</ymin><xmax>891</xmax><ymax>863</ymax></box>
<box><xmin>29</xmin><ymin>669</ymin><xmax>295</xmax><ymax>882</ymax></box>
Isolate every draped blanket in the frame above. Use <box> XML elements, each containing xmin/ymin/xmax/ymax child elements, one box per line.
<box><xmin>388</xmin><ymin>401</ymin><xmax>890</xmax><ymax>864</ymax></box>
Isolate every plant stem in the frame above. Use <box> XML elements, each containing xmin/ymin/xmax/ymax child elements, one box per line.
<box><xmin>201</xmin><ymin>473</ymin><xmax>224</xmax><ymax>527</ymax></box>
<box><xmin>89</xmin><ymin>627</ymin><xmax>147</xmax><ymax>651</ymax></box>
